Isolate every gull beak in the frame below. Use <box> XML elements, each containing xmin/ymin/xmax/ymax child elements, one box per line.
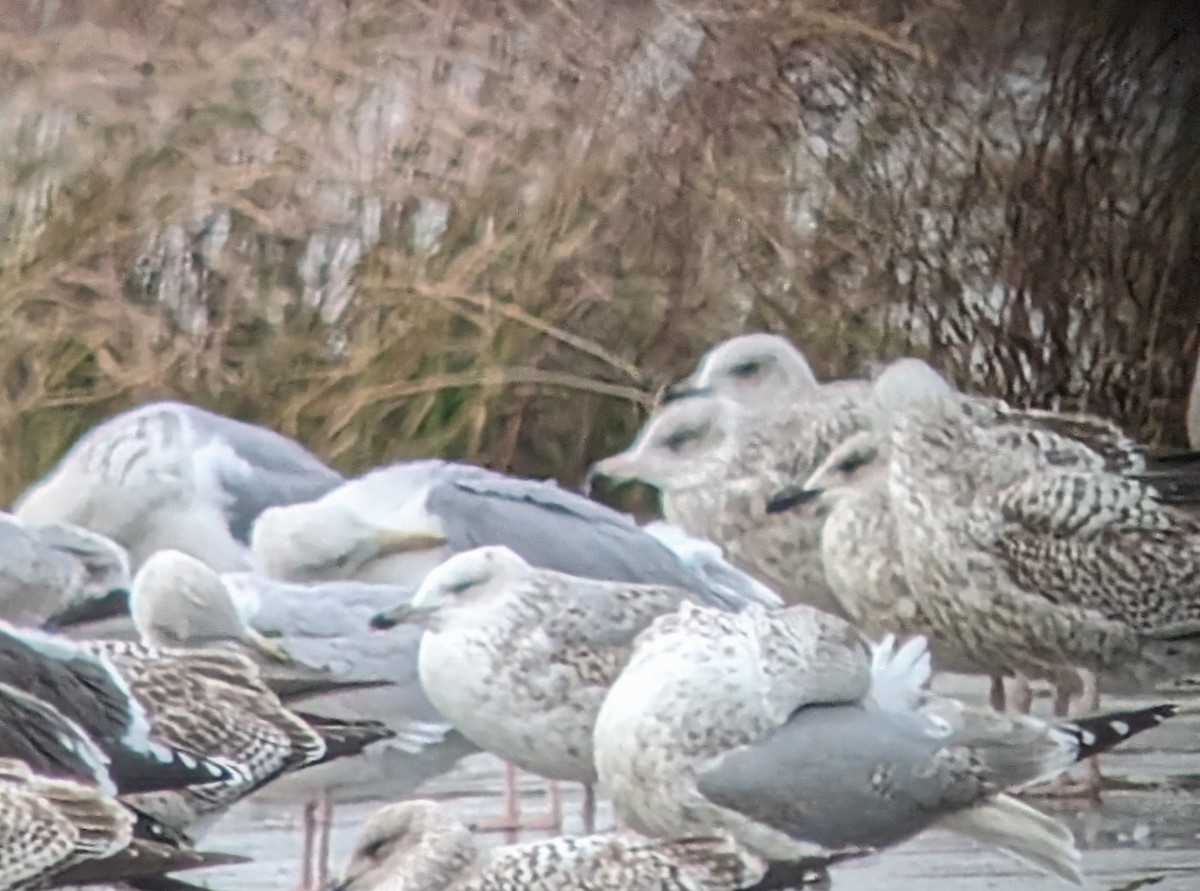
<box><xmin>765</xmin><ymin>484</ymin><xmax>823</xmax><ymax>514</ymax></box>
<box><xmin>584</xmin><ymin>454</ymin><xmax>641</xmax><ymax>496</ymax></box>
<box><xmin>247</xmin><ymin>629</ymin><xmax>293</xmax><ymax>663</ymax></box>
<box><xmin>373</xmin><ymin>529</ymin><xmax>447</xmax><ymax>556</ymax></box>
<box><xmin>370</xmin><ymin>601</ymin><xmax>438</xmax><ymax>630</ymax></box>
<box><xmin>660</xmin><ymin>383</ymin><xmax>714</xmax><ymax>404</ymax></box>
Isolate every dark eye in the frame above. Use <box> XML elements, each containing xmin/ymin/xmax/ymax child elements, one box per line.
<box><xmin>730</xmin><ymin>360</ymin><xmax>762</xmax><ymax>378</ymax></box>
<box><xmin>837</xmin><ymin>450</ymin><xmax>874</xmax><ymax>474</ymax></box>
<box><xmin>663</xmin><ymin>424</ymin><xmax>706</xmax><ymax>452</ymax></box>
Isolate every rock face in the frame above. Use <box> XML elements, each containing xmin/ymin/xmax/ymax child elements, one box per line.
<box><xmin>1</xmin><ymin>1</ymin><xmax>1197</xmax><ymax>501</ymax></box>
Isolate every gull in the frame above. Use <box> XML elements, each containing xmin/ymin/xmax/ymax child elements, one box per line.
<box><xmin>0</xmin><ymin>621</ymin><xmax>240</xmax><ymax>795</ymax></box>
<box><xmin>871</xmin><ymin>358</ymin><xmax>1200</xmax><ymax>712</ymax></box>
<box><xmin>0</xmin><ymin>680</ymin><xmax>250</xmax><ymax>890</ymax></box>
<box><xmin>130</xmin><ymin>548</ymin><xmax>468</xmax><ymax>890</ymax></box>
<box><xmin>252</xmin><ymin>459</ymin><xmax>781</xmax><ymax>831</ymax></box>
<box><xmin>80</xmin><ymin>636</ymin><xmax>393</xmax><ymax>845</ymax></box>
<box><xmin>370</xmin><ymin>545</ymin><xmax>778</xmax><ymax>835</ymax></box>
<box><xmin>250</xmin><ymin>459</ymin><xmax>773</xmax><ymax>611</ymax></box>
<box><xmin>0</xmin><ymin>513</ymin><xmax>131</xmax><ymax>629</ymax></box>
<box><xmin>334</xmin><ymin>798</ymin><xmax>767</xmax><ymax>891</ymax></box>
<box><xmin>661</xmin><ymin>332</ymin><xmax>865</xmax><ymax>408</ymax></box>
<box><xmin>14</xmin><ymin>400</ymin><xmax>343</xmax><ymax>572</ymax></box>
<box><xmin>593</xmin><ymin>601</ymin><xmax>1176</xmax><ymax>885</ymax></box>
<box><xmin>0</xmin><ymin>755</ymin><xmax>248</xmax><ymax>891</ymax></box>
<box><xmin>587</xmin><ymin>391</ymin><xmax>868</xmax><ymax>615</ymax></box>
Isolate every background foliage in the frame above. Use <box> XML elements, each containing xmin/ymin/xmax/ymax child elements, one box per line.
<box><xmin>2</xmin><ymin>0</ymin><xmax>1198</xmax><ymax>504</ymax></box>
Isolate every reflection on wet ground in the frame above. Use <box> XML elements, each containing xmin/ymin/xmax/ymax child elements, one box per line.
<box><xmin>202</xmin><ymin>674</ymin><xmax>1200</xmax><ymax>889</ymax></box>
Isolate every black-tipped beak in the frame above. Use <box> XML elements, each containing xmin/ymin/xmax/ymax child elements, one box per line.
<box><xmin>661</xmin><ymin>384</ymin><xmax>715</xmax><ymax>404</ymax></box>
<box><xmin>765</xmin><ymin>485</ymin><xmax>823</xmax><ymax>514</ymax></box>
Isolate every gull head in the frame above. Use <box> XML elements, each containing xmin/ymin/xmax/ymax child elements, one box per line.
<box><xmin>869</xmin><ymin>358</ymin><xmax>954</xmax><ymax>422</ymax></box>
<box><xmin>371</xmin><ymin>546</ymin><xmax>531</xmax><ymax>631</ymax></box>
<box><xmin>131</xmin><ymin>549</ymin><xmax>291</xmax><ymax>662</ymax></box>
<box><xmin>337</xmin><ymin>799</ymin><xmax>473</xmax><ymax>891</ymax></box>
<box><xmin>586</xmin><ymin>396</ymin><xmax>739</xmax><ymax>494</ymax></box>
<box><xmin>664</xmin><ymin>333</ymin><xmax>819</xmax><ymax>410</ymax></box>
<box><xmin>252</xmin><ymin>502</ymin><xmax>446</xmax><ymax>583</ymax></box>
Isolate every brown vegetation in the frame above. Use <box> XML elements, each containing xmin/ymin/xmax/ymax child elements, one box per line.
<box><xmin>1</xmin><ymin>0</ymin><xmax>1198</xmax><ymax>504</ymax></box>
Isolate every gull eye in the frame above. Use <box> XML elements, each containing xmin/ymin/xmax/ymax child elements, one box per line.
<box><xmin>662</xmin><ymin>423</ymin><xmax>708</xmax><ymax>453</ymax></box>
<box><xmin>730</xmin><ymin>359</ymin><xmax>763</xmax><ymax>378</ymax></box>
<box><xmin>836</xmin><ymin>450</ymin><xmax>874</xmax><ymax>474</ymax></box>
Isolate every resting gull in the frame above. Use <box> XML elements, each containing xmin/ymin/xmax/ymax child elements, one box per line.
<box><xmin>370</xmin><ymin>544</ymin><xmax>762</xmax><ymax>833</ymax></box>
<box><xmin>0</xmin><ymin>755</ymin><xmax>248</xmax><ymax>891</ymax></box>
<box><xmin>0</xmin><ymin>680</ymin><xmax>250</xmax><ymax>889</ymax></box>
<box><xmin>78</xmin><ymin>636</ymin><xmax>392</xmax><ymax>846</ymax></box>
<box><xmin>661</xmin><ymin>332</ymin><xmax>865</xmax><ymax>407</ymax></box>
<box><xmin>593</xmin><ymin>602</ymin><xmax>1175</xmax><ymax>885</ymax></box>
<box><xmin>587</xmin><ymin>391</ymin><xmax>867</xmax><ymax>614</ymax></box>
<box><xmin>0</xmin><ymin>621</ymin><xmax>239</xmax><ymax>794</ymax></box>
<box><xmin>870</xmin><ymin>358</ymin><xmax>1200</xmax><ymax>712</ymax></box>
<box><xmin>130</xmin><ymin>549</ymin><xmax>471</xmax><ymax>890</ymax></box>
<box><xmin>0</xmin><ymin>513</ymin><xmax>131</xmax><ymax>629</ymax></box>
<box><xmin>14</xmin><ymin>400</ymin><xmax>343</xmax><ymax>571</ymax></box>
<box><xmin>250</xmin><ymin>459</ymin><xmax>774</xmax><ymax>610</ymax></box>
<box><xmin>334</xmin><ymin>798</ymin><xmax>766</xmax><ymax>891</ymax></box>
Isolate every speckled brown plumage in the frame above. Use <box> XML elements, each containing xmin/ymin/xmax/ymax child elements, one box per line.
<box><xmin>375</xmin><ymin>546</ymin><xmax>697</xmax><ymax>787</ymax></box>
<box><xmin>884</xmin><ymin>372</ymin><xmax>1200</xmax><ymax>689</ymax></box>
<box><xmin>336</xmin><ymin>798</ymin><xmax>765</xmax><ymax>891</ymax></box>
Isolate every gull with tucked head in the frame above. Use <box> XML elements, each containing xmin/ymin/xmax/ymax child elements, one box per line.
<box><xmin>14</xmin><ymin>400</ymin><xmax>343</xmax><ymax>573</ymax></box>
<box><xmin>593</xmin><ymin>601</ymin><xmax>1176</xmax><ymax>886</ymax></box>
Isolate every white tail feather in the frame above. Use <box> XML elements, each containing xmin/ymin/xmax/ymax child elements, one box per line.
<box><xmin>391</xmin><ymin>720</ymin><xmax>454</xmax><ymax>753</ymax></box>
<box><xmin>867</xmin><ymin>634</ymin><xmax>931</xmax><ymax>712</ymax></box>
<box><xmin>939</xmin><ymin>794</ymin><xmax>1083</xmax><ymax>886</ymax></box>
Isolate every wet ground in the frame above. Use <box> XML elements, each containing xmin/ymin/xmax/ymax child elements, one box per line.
<box><xmin>197</xmin><ymin>674</ymin><xmax>1200</xmax><ymax>890</ymax></box>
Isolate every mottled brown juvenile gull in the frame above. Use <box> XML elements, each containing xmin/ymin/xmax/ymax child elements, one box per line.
<box><xmin>0</xmin><ymin>756</ymin><xmax>248</xmax><ymax>891</ymax></box>
<box><xmin>0</xmin><ymin>621</ymin><xmax>239</xmax><ymax>795</ymax></box>
<box><xmin>0</xmin><ymin>513</ymin><xmax>131</xmax><ymax>629</ymax></box>
<box><xmin>593</xmin><ymin>602</ymin><xmax>1175</xmax><ymax>885</ymax></box>
<box><xmin>587</xmin><ymin>391</ymin><xmax>867</xmax><ymax>614</ymax></box>
<box><xmin>91</xmin><ymin>639</ymin><xmax>392</xmax><ymax>843</ymax></box>
<box><xmin>0</xmin><ymin>680</ymin><xmax>250</xmax><ymax>889</ymax></box>
<box><xmin>14</xmin><ymin>400</ymin><xmax>343</xmax><ymax>572</ymax></box>
<box><xmin>370</xmin><ymin>544</ymin><xmax>773</xmax><ymax>833</ymax></box>
<box><xmin>335</xmin><ymin>798</ymin><xmax>766</xmax><ymax>891</ymax></box>
<box><xmin>874</xmin><ymin>358</ymin><xmax>1200</xmax><ymax>703</ymax></box>
<box><xmin>251</xmin><ymin>459</ymin><xmax>767</xmax><ymax>611</ymax></box>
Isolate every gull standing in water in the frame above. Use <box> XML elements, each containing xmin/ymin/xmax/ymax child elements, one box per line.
<box><xmin>14</xmin><ymin>400</ymin><xmax>343</xmax><ymax>572</ymax></box>
<box><xmin>335</xmin><ymin>799</ymin><xmax>766</xmax><ymax>891</ymax></box>
<box><xmin>370</xmin><ymin>545</ymin><xmax>780</xmax><ymax>834</ymax></box>
<box><xmin>593</xmin><ymin>602</ymin><xmax>1175</xmax><ymax>885</ymax></box>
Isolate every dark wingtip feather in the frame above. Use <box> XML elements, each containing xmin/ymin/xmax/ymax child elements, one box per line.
<box><xmin>1064</xmin><ymin>703</ymin><xmax>1177</xmax><ymax>761</ymax></box>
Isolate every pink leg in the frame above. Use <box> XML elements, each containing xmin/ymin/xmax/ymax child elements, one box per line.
<box><xmin>293</xmin><ymin>798</ymin><xmax>317</xmax><ymax>891</ymax></box>
<box><xmin>315</xmin><ymin>788</ymin><xmax>333</xmax><ymax>890</ymax></box>
<box><xmin>473</xmin><ymin>764</ymin><xmax>564</xmax><ymax>834</ymax></box>
<box><xmin>473</xmin><ymin>762</ymin><xmax>522</xmax><ymax>836</ymax></box>
<box><xmin>989</xmin><ymin>675</ymin><xmax>1006</xmax><ymax>712</ymax></box>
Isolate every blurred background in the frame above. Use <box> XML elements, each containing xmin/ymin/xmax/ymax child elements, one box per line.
<box><xmin>3</xmin><ymin>0</ymin><xmax>1199</xmax><ymax>503</ymax></box>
